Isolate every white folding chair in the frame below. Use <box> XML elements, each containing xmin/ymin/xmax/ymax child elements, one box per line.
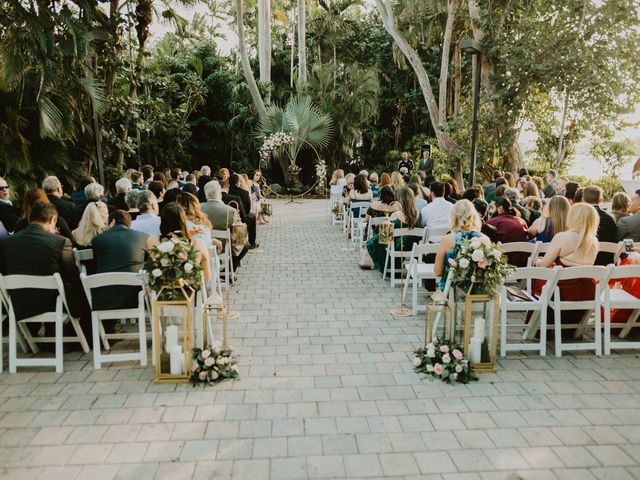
<box><xmin>366</xmin><ymin>217</ymin><xmax>389</xmax><ymax>240</ymax></box>
<box><xmin>549</xmin><ymin>266</ymin><xmax>608</xmax><ymax>357</ymax></box>
<box><xmin>0</xmin><ymin>287</ymin><xmax>36</xmax><ymax>373</ymax></box>
<box><xmin>598</xmin><ymin>242</ymin><xmax>624</xmax><ymax>265</ymax></box>
<box><xmin>425</xmin><ymin>226</ymin><xmax>450</xmax><ymax>244</ymax></box>
<box><xmin>383</xmin><ymin>227</ymin><xmax>426</xmax><ymax>287</ymax></box>
<box><xmin>500</xmin><ymin>266</ymin><xmax>561</xmax><ymax>357</ymax></box>
<box><xmin>211</xmin><ymin>229</ymin><xmax>234</xmax><ymax>290</ymax></box>
<box><xmin>499</xmin><ymin>242</ymin><xmax>541</xmax><ymax>268</ymax></box>
<box><xmin>80</xmin><ymin>272</ymin><xmax>147</xmax><ymax>369</ymax></box>
<box><xmin>329</xmin><ymin>186</ymin><xmax>344</xmax><ymax>226</ymax></box>
<box><xmin>72</xmin><ymin>248</ymin><xmax>94</xmax><ymax>275</ymax></box>
<box><xmin>0</xmin><ymin>273</ymin><xmax>90</xmax><ymax>373</ymax></box>
<box><xmin>349</xmin><ymin>202</ymin><xmax>371</xmax><ymax>250</ymax></box>
<box><xmin>602</xmin><ymin>264</ymin><xmax>640</xmax><ymax>354</ymax></box>
<box><xmin>401</xmin><ymin>243</ymin><xmax>440</xmax><ymax>315</ymax></box>
<box><xmin>430</xmin><ymin>270</ymin><xmax>455</xmax><ymax>342</ymax></box>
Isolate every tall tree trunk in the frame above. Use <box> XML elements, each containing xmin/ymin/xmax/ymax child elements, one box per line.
<box><xmin>453</xmin><ymin>42</ymin><xmax>461</xmax><ymax>117</ymax></box>
<box><xmin>290</xmin><ymin>8</ymin><xmax>296</xmax><ymax>88</ymax></box>
<box><xmin>235</xmin><ymin>0</ymin><xmax>268</xmax><ymax>122</ymax></box>
<box><xmin>438</xmin><ymin>0</ymin><xmax>459</xmax><ymax>126</ymax></box>
<box><xmin>555</xmin><ymin>90</ymin><xmax>570</xmax><ymax>171</ymax></box>
<box><xmin>375</xmin><ymin>0</ymin><xmax>461</xmax><ymax>155</ymax></box>
<box><xmin>297</xmin><ymin>0</ymin><xmax>307</xmax><ymax>84</ymax></box>
<box><xmin>257</xmin><ymin>0</ymin><xmax>271</xmax><ymax>85</ymax></box>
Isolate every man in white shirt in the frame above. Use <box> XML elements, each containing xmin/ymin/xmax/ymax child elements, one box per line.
<box><xmin>130</xmin><ymin>190</ymin><xmax>160</xmax><ymax>237</ymax></box>
<box><xmin>420</xmin><ymin>181</ymin><xmax>453</xmax><ymax>242</ymax></box>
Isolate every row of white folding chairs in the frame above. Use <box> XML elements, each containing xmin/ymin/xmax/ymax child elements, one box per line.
<box><xmin>499</xmin><ymin>240</ymin><xmax>624</xmax><ymax>268</ymax></box>
<box><xmin>501</xmin><ymin>264</ymin><xmax>640</xmax><ymax>357</ymax></box>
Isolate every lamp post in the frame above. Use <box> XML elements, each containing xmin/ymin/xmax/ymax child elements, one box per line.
<box><xmin>460</xmin><ymin>39</ymin><xmax>482</xmax><ymax>187</ymax></box>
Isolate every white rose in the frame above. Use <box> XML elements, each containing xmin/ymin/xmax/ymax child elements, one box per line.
<box><xmin>216</xmin><ymin>357</ymin><xmax>228</xmax><ymax>365</ymax></box>
<box><xmin>413</xmin><ymin>356</ymin><xmax>422</xmax><ymax>367</ymax></box>
<box><xmin>453</xmin><ymin>373</ymin><xmax>458</xmax><ymax>380</ymax></box>
<box><xmin>426</xmin><ymin>365</ymin><xmax>434</xmax><ymax>372</ymax></box>
<box><xmin>204</xmin><ymin>357</ymin><xmax>215</xmax><ymax>367</ymax></box>
<box><xmin>210</xmin><ymin>370</ymin><xmax>219</xmax><ymax>380</ymax></box>
<box><xmin>160</xmin><ymin>258</ymin><xmax>169</xmax><ymax>267</ymax></box>
<box><xmin>151</xmin><ymin>269</ymin><xmax>163</xmax><ymax>278</ymax></box>
<box><xmin>455</xmin><ymin>364</ymin><xmax>463</xmax><ymax>373</ymax></box>
<box><xmin>157</xmin><ymin>241</ymin><xmax>174</xmax><ymax>253</ymax></box>
<box><xmin>442</xmin><ymin>353</ymin><xmax>451</xmax><ymax>364</ymax></box>
<box><xmin>426</xmin><ymin>348</ymin><xmax>436</xmax><ymax>358</ymax></box>
<box><xmin>459</xmin><ymin>258</ymin><xmax>470</xmax><ymax>269</ymax></box>
<box><xmin>470</xmin><ymin>238</ymin><xmax>481</xmax><ymax>248</ymax></box>
<box><xmin>471</xmin><ymin>249</ymin><xmax>485</xmax><ymax>262</ymax></box>
<box><xmin>184</xmin><ymin>262</ymin><xmax>193</xmax><ymax>273</ymax></box>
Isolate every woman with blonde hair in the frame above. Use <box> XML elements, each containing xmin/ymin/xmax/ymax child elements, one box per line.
<box><xmin>534</xmin><ymin>203</ymin><xmax>600</xmax><ymax>327</ymax></box>
<box><xmin>528</xmin><ymin>195</ymin><xmax>570</xmax><ymax>242</ymax></box>
<box><xmin>330</xmin><ymin>169</ymin><xmax>345</xmax><ymax>186</ymax></box>
<box><xmin>177</xmin><ymin>192</ymin><xmax>222</xmax><ymax>252</ymax></box>
<box><xmin>390</xmin><ymin>171</ymin><xmax>404</xmax><ymax>189</ymax></box>
<box><xmin>611</xmin><ymin>192</ymin><xmax>631</xmax><ymax>223</ymax></box>
<box><xmin>72</xmin><ymin>201</ymin><xmax>109</xmax><ymax>247</ymax></box>
<box><xmin>434</xmin><ymin>200</ymin><xmax>486</xmax><ymax>288</ymax></box>
<box><xmin>365</xmin><ymin>187</ymin><xmax>421</xmax><ymax>272</ymax></box>
<box><xmin>342</xmin><ymin>172</ymin><xmax>356</xmax><ymax>198</ymax></box>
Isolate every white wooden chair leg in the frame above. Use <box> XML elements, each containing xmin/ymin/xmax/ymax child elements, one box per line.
<box><xmin>8</xmin><ymin>313</ymin><xmax>16</xmax><ymax>374</ymax></box>
<box><xmin>500</xmin><ymin>304</ymin><xmax>507</xmax><ymax>357</ymax></box>
<box><xmin>70</xmin><ymin>317</ymin><xmax>90</xmax><ymax>353</ymax></box>
<box><xmin>540</xmin><ymin>308</ymin><xmax>547</xmax><ymax>357</ymax></box>
<box><xmin>16</xmin><ymin>327</ymin><xmax>29</xmax><ymax>354</ymax></box>
<box><xmin>0</xmin><ymin>318</ymin><xmax>3</xmax><ymax>373</ymax></box>
<box><xmin>619</xmin><ymin>310</ymin><xmax>640</xmax><ymax>338</ymax></box>
<box><xmin>412</xmin><ymin>277</ymin><xmax>418</xmax><ymax>316</ymax></box>
<box><xmin>92</xmin><ymin>314</ymin><xmax>101</xmax><ymax>369</ymax></box>
<box><xmin>99</xmin><ymin>321</ymin><xmax>110</xmax><ymax>351</ymax></box>
<box><xmin>604</xmin><ymin>305</ymin><xmax>611</xmax><ymax>356</ymax></box>
<box><xmin>55</xmin><ymin>317</ymin><xmax>63</xmax><ymax>373</ymax></box>
<box><xmin>594</xmin><ymin>302</ymin><xmax>602</xmax><ymax>356</ymax></box>
<box><xmin>523</xmin><ymin>311</ymin><xmax>540</xmax><ymax>341</ymax></box>
<box><xmin>554</xmin><ymin>305</ymin><xmax>562</xmax><ymax>357</ymax></box>
<box><xmin>19</xmin><ymin>322</ymin><xmax>38</xmax><ymax>353</ymax></box>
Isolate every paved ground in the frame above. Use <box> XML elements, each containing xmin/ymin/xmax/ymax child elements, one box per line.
<box><xmin>2</xmin><ymin>199</ymin><xmax>640</xmax><ymax>480</ymax></box>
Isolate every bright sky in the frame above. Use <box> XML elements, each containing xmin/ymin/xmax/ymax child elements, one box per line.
<box><xmin>150</xmin><ymin>4</ymin><xmax>639</xmax><ymax>179</ymax></box>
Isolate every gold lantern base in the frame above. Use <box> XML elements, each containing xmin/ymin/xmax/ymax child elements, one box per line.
<box><xmin>425</xmin><ymin>299</ymin><xmax>452</xmax><ymax>346</ymax></box>
<box><xmin>390</xmin><ymin>307</ymin><xmax>412</xmax><ymax>317</ymax></box>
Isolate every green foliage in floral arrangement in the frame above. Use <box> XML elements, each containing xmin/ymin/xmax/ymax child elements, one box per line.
<box><xmin>414</xmin><ymin>338</ymin><xmax>478</xmax><ymax>385</ymax></box>
<box><xmin>446</xmin><ymin>236</ymin><xmax>516</xmax><ymax>297</ymax></box>
<box><xmin>144</xmin><ymin>236</ymin><xmax>203</xmax><ymax>297</ymax></box>
<box><xmin>190</xmin><ymin>346</ymin><xmax>239</xmax><ymax>386</ymax></box>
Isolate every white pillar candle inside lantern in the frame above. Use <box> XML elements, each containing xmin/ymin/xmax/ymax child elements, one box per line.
<box><xmin>165</xmin><ymin>325</ymin><xmax>178</xmax><ymax>352</ymax></box>
<box><xmin>170</xmin><ymin>344</ymin><xmax>183</xmax><ymax>375</ymax></box>
<box><xmin>473</xmin><ymin>317</ymin><xmax>485</xmax><ymax>341</ymax></box>
<box><xmin>469</xmin><ymin>337</ymin><xmax>482</xmax><ymax>364</ymax></box>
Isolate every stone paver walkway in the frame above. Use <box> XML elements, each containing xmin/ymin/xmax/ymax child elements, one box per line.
<box><xmin>2</xmin><ymin>199</ymin><xmax>640</xmax><ymax>479</ymax></box>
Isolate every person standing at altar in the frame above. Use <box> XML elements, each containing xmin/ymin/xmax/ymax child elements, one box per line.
<box><xmin>397</xmin><ymin>152</ymin><xmax>414</xmax><ymax>172</ymax></box>
<box><xmin>417</xmin><ymin>145</ymin><xmax>434</xmax><ymax>181</ymax></box>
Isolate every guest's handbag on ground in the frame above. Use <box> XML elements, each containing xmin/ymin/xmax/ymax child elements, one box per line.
<box><xmin>359</xmin><ymin>246</ymin><xmax>374</xmax><ymax>269</ymax></box>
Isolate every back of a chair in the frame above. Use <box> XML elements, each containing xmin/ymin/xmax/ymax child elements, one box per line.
<box><xmin>367</xmin><ymin>217</ymin><xmax>389</xmax><ymax>238</ymax></box>
<box><xmin>505</xmin><ymin>266</ymin><xmax>560</xmax><ymax>301</ymax></box>
<box><xmin>0</xmin><ymin>273</ymin><xmax>64</xmax><ymax>318</ymax></box>
<box><xmin>349</xmin><ymin>201</ymin><xmax>371</xmax><ymax>220</ymax></box>
<box><xmin>554</xmin><ymin>265</ymin><xmax>608</xmax><ymax>302</ymax></box>
<box><xmin>499</xmin><ymin>241</ymin><xmax>540</xmax><ymax>267</ymax></box>
<box><xmin>211</xmin><ymin>229</ymin><xmax>231</xmax><ymax>255</ymax></box>
<box><xmin>394</xmin><ymin>227</ymin><xmax>426</xmax><ymax>239</ymax></box>
<box><xmin>80</xmin><ymin>272</ymin><xmax>144</xmax><ymax>310</ymax></box>
<box><xmin>425</xmin><ymin>227</ymin><xmax>450</xmax><ymax>243</ymax></box>
<box><xmin>330</xmin><ymin>185</ymin><xmax>343</xmax><ymax>197</ymax></box>
<box><xmin>598</xmin><ymin>242</ymin><xmax>623</xmax><ymax>265</ymax></box>
<box><xmin>606</xmin><ymin>263</ymin><xmax>640</xmax><ymax>282</ymax></box>
<box><xmin>72</xmin><ymin>248</ymin><xmax>94</xmax><ymax>275</ymax></box>
<box><xmin>411</xmin><ymin>242</ymin><xmax>440</xmax><ymax>262</ymax></box>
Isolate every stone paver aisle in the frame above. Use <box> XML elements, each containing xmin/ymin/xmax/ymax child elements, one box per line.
<box><xmin>2</xmin><ymin>199</ymin><xmax>640</xmax><ymax>479</ymax></box>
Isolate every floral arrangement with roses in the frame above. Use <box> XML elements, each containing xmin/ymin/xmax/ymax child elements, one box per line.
<box><xmin>447</xmin><ymin>235</ymin><xmax>514</xmax><ymax>296</ymax></box>
<box><xmin>259</xmin><ymin>132</ymin><xmax>294</xmax><ymax>164</ymax></box>
<box><xmin>144</xmin><ymin>236</ymin><xmax>203</xmax><ymax>299</ymax></box>
<box><xmin>413</xmin><ymin>338</ymin><xmax>478</xmax><ymax>384</ymax></box>
<box><xmin>190</xmin><ymin>346</ymin><xmax>239</xmax><ymax>386</ymax></box>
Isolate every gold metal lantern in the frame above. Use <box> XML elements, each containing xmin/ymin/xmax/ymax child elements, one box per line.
<box><xmin>454</xmin><ymin>284</ymin><xmax>499</xmax><ymax>373</ymax></box>
<box><xmin>425</xmin><ymin>299</ymin><xmax>453</xmax><ymax>346</ymax></box>
<box><xmin>153</xmin><ymin>284</ymin><xmax>195</xmax><ymax>383</ymax></box>
<box><xmin>378</xmin><ymin>217</ymin><xmax>394</xmax><ymax>245</ymax></box>
<box><xmin>227</xmin><ymin>201</ymin><xmax>248</xmax><ymax>250</ymax></box>
<box><xmin>260</xmin><ymin>201</ymin><xmax>273</xmax><ymax>216</ymax></box>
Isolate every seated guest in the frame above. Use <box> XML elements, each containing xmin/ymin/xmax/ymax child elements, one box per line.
<box><xmin>170</xmin><ymin>168</ymin><xmax>185</xmax><ymax>187</ymax></box>
<box><xmin>0</xmin><ymin>176</ymin><xmax>19</xmax><ymax>233</ymax></box>
<box><xmin>365</xmin><ymin>186</ymin><xmax>400</xmax><ymax>226</ymax></box>
<box><xmin>201</xmin><ymin>165</ymin><xmax>212</xmax><ymax>177</ymax></box>
<box><xmin>78</xmin><ymin>182</ymin><xmax>112</xmax><ymax>215</ymax></box>
<box><xmin>555</xmin><ymin>177</ymin><xmax>568</xmax><ymax>196</ymax></box>
<box><xmin>504</xmin><ymin>172</ymin><xmax>517</xmax><ymax>188</ymax></box>
<box><xmin>366</xmin><ymin>186</ymin><xmax>421</xmax><ymax>273</ymax></box>
<box><xmin>73</xmin><ymin>201</ymin><xmax>109</xmax><ymax>248</ymax></box>
<box><xmin>523</xmin><ymin>196</ymin><xmax>543</xmax><ymax>225</ymax></box>
<box><xmin>532</xmin><ymin>176</ymin><xmax>545</xmax><ymax>197</ymax></box>
<box><xmin>369</xmin><ymin>172</ymin><xmax>380</xmax><ymax>198</ymax></box>
<box><xmin>483</xmin><ymin>170</ymin><xmax>503</xmax><ymax>203</ymax></box>
<box><xmin>535</xmin><ymin>203</ymin><xmax>599</xmax><ymax>328</ymax></box>
<box><xmin>617</xmin><ymin>190</ymin><xmax>640</xmax><ymax>241</ymax></box>
<box><xmin>125</xmin><ymin>189</ymin><xmax>141</xmax><ymax>220</ymax></box>
<box><xmin>70</xmin><ymin>175</ymin><xmax>95</xmax><ymax>208</ymax></box>
<box><xmin>219</xmin><ymin>168</ymin><xmax>230</xmax><ymax>185</ymax></box>
<box><xmin>91</xmin><ymin>210</ymin><xmax>148</xmax><ymax>333</ymax></box>
<box><xmin>379</xmin><ymin>173</ymin><xmax>392</xmax><ymax>188</ymax></box>
<box><xmin>611</xmin><ymin>192</ymin><xmax>631</xmax><ymax>223</ymax></box>
<box><xmin>166</xmin><ymin>179</ymin><xmax>180</xmax><ymax>191</ymax></box>
<box><xmin>583</xmin><ymin>185</ymin><xmax>617</xmax><ymax>265</ymax></box>
<box><xmin>564</xmin><ymin>181</ymin><xmax>579</xmax><ymax>203</ymax></box>
<box><xmin>152</xmin><ymin>171</ymin><xmax>167</xmax><ymax>188</ymax></box>
<box><xmin>0</xmin><ymin>221</ymin><xmax>7</xmax><ymax>240</ymax></box>
<box><xmin>434</xmin><ymin>200</ymin><xmax>488</xmax><ymax>288</ymax></box>
<box><xmin>472</xmin><ymin>198</ymin><xmax>499</xmax><ymax>243</ymax></box>
<box><xmin>250</xmin><ymin>170</ymin><xmax>268</xmax><ymax>225</ymax></box>
<box><xmin>504</xmin><ymin>188</ymin><xmax>530</xmax><ymax>224</ymax></box>
<box><xmin>462</xmin><ymin>186</ymin><xmax>483</xmax><ymax>202</ymax></box>
<box><xmin>528</xmin><ymin>196</ymin><xmax>570</xmax><ymax>243</ymax></box>
<box><xmin>330</xmin><ymin>169</ymin><xmax>345</xmax><ymax>186</ymax></box>
<box><xmin>42</xmin><ymin>175</ymin><xmax>78</xmax><ymax>229</ymax></box>
<box><xmin>197</xmin><ymin>175</ymin><xmax>211</xmax><ymax>203</ymax></box>
<box><xmin>420</xmin><ymin>181</ymin><xmax>453</xmax><ymax>242</ymax></box>
<box><xmin>147</xmin><ymin>180</ymin><xmax>165</xmax><ymax>208</ymax></box>
<box><xmin>200</xmin><ymin>181</ymin><xmax>249</xmax><ymax>268</ymax></box>
<box><xmin>131</xmin><ymin>190</ymin><xmax>161</xmax><ymax>236</ymax></box>
<box><xmin>574</xmin><ymin>187</ymin><xmax>584</xmax><ymax>203</ymax></box>
<box><xmin>147</xmin><ymin>202</ymin><xmax>211</xmax><ymax>284</ymax></box>
<box><xmin>446</xmin><ymin>178</ymin><xmax>462</xmax><ymax>201</ymax></box>
<box><xmin>521</xmin><ymin>180</ymin><xmax>540</xmax><ymax>200</ymax></box>
<box><xmin>342</xmin><ymin>173</ymin><xmax>355</xmax><ymax>198</ymax></box>
<box><xmin>177</xmin><ymin>192</ymin><xmax>222</xmax><ymax>252</ymax></box>
<box><xmin>161</xmin><ymin>187</ymin><xmax>181</xmax><ymax>212</ymax></box>
<box><xmin>0</xmin><ymin>202</ymin><xmax>90</xmax><ymax>338</ymax></box>
<box><xmin>108</xmin><ymin>178</ymin><xmax>131</xmax><ymax>211</ymax></box>
<box><xmin>15</xmin><ymin>188</ymin><xmax>72</xmax><ymax>239</ymax></box>
<box><xmin>347</xmin><ymin>174</ymin><xmax>373</xmax><ymax>204</ymax></box>
<box><xmin>443</xmin><ymin>182</ymin><xmax>457</xmax><ymax>204</ymax></box>
<box><xmin>130</xmin><ymin>170</ymin><xmax>144</xmax><ymax>190</ymax></box>
<box><xmin>542</xmin><ymin>169</ymin><xmax>558</xmax><ymax>198</ymax></box>
<box><xmin>409</xmin><ymin>183</ymin><xmax>428</xmax><ymax>211</ymax></box>
<box><xmin>141</xmin><ymin>165</ymin><xmax>154</xmax><ymax>187</ymax></box>
<box><xmin>390</xmin><ymin>171</ymin><xmax>404</xmax><ymax>189</ymax></box>
<box><xmin>229</xmin><ymin>174</ymin><xmax>258</xmax><ymax>249</ymax></box>
<box><xmin>487</xmin><ymin>197</ymin><xmax>528</xmax><ymax>244</ymax></box>
<box><xmin>182</xmin><ymin>182</ymin><xmax>198</xmax><ymax>197</ymax></box>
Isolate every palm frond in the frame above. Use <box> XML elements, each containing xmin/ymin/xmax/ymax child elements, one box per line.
<box><xmin>39</xmin><ymin>95</ymin><xmax>65</xmax><ymax>139</ymax></box>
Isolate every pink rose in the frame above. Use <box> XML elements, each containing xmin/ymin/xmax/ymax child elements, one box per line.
<box><xmin>191</xmin><ymin>363</ymin><xmax>198</xmax><ymax>372</ymax></box>
<box><xmin>177</xmin><ymin>252</ymin><xmax>188</xmax><ymax>261</ymax></box>
<box><xmin>198</xmin><ymin>371</ymin><xmax>207</xmax><ymax>381</ymax></box>
<box><xmin>452</xmin><ymin>349</ymin><xmax>463</xmax><ymax>361</ymax></box>
<box><xmin>433</xmin><ymin>363</ymin><xmax>443</xmax><ymax>375</ymax></box>
<box><xmin>448</xmin><ymin>258</ymin><xmax>457</xmax><ymax>267</ymax></box>
<box><xmin>440</xmin><ymin>345</ymin><xmax>449</xmax><ymax>353</ymax></box>
<box><xmin>478</xmin><ymin>260</ymin><xmax>488</xmax><ymax>269</ymax></box>
<box><xmin>202</xmin><ymin>349</ymin><xmax>211</xmax><ymax>359</ymax></box>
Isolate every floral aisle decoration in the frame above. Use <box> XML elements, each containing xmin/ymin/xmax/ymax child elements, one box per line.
<box><xmin>447</xmin><ymin>235</ymin><xmax>515</xmax><ymax>295</ymax></box>
<box><xmin>259</xmin><ymin>131</ymin><xmax>294</xmax><ymax>166</ymax></box>
<box><xmin>413</xmin><ymin>338</ymin><xmax>478</xmax><ymax>384</ymax></box>
<box><xmin>144</xmin><ymin>236</ymin><xmax>203</xmax><ymax>299</ymax></box>
<box><xmin>315</xmin><ymin>159</ymin><xmax>327</xmax><ymax>195</ymax></box>
<box><xmin>190</xmin><ymin>346</ymin><xmax>239</xmax><ymax>386</ymax></box>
